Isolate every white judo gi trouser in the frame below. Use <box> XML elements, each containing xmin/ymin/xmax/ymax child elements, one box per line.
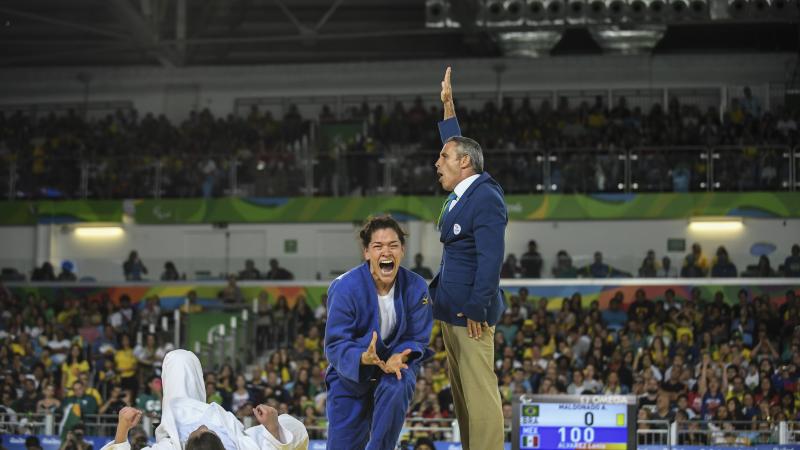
<box><xmin>101</xmin><ymin>349</ymin><xmax>308</xmax><ymax>450</ymax></box>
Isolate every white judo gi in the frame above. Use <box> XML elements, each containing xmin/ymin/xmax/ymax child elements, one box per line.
<box><xmin>101</xmin><ymin>349</ymin><xmax>308</xmax><ymax>450</ymax></box>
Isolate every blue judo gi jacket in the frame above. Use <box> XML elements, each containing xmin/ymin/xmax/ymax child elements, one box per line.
<box><xmin>324</xmin><ymin>262</ymin><xmax>433</xmax><ymax>450</ymax></box>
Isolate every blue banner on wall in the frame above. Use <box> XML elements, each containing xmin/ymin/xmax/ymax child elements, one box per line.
<box><xmin>3</xmin><ymin>435</ymin><xmax>111</xmax><ymax>450</ymax></box>
<box><xmin>2</xmin><ymin>435</ymin><xmax>158</xmax><ymax>450</ymax></box>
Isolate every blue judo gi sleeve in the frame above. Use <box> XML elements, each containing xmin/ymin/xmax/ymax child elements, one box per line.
<box><xmin>324</xmin><ymin>281</ymin><xmax>375</xmax><ymax>383</ymax></box>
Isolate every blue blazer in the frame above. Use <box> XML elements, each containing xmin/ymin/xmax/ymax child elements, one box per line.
<box><xmin>429</xmin><ymin>117</ymin><xmax>507</xmax><ymax>327</ymax></box>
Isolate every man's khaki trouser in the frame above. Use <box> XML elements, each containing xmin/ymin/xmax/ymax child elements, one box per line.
<box><xmin>441</xmin><ymin>321</ymin><xmax>505</xmax><ymax>450</ymax></box>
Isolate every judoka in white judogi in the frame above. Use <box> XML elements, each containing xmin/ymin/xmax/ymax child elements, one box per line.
<box><xmin>102</xmin><ymin>349</ymin><xmax>308</xmax><ymax>450</ymax></box>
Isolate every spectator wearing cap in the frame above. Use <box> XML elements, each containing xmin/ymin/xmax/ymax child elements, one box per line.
<box><xmin>57</xmin><ymin>261</ymin><xmax>77</xmax><ymax>282</ymax></box>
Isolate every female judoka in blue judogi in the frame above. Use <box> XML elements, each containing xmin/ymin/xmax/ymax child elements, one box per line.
<box><xmin>324</xmin><ymin>215</ymin><xmax>434</xmax><ymax>450</ymax></box>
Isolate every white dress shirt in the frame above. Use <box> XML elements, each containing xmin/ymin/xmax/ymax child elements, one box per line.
<box><xmin>449</xmin><ymin>174</ymin><xmax>480</xmax><ymax>211</ymax></box>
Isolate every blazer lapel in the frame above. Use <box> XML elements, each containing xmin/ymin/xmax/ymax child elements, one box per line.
<box><xmin>439</xmin><ymin>173</ymin><xmax>489</xmax><ymax>240</ymax></box>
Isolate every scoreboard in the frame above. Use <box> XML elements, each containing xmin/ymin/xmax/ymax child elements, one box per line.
<box><xmin>512</xmin><ymin>395</ymin><xmax>637</xmax><ymax>450</ymax></box>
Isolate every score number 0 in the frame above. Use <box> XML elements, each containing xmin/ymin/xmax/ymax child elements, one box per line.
<box><xmin>558</xmin><ymin>412</ymin><xmax>596</xmax><ymax>443</ymax></box>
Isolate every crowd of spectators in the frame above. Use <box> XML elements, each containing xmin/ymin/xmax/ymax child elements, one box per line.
<box><xmin>1</xmin><ymin>87</ymin><xmax>796</xmax><ymax>198</ymax></box>
<box><xmin>2</xmin><ymin>265</ymin><xmax>800</xmax><ymax>446</ymax></box>
<box><xmin>0</xmin><ymin>286</ymin><xmax>174</xmax><ymax>445</ymax></box>
<box><xmin>498</xmin><ymin>241</ymin><xmax>800</xmax><ymax>280</ymax></box>
<box><xmin>13</xmin><ymin>241</ymin><xmax>800</xmax><ymax>285</ymax></box>
<box><xmin>20</xmin><ymin>251</ymin><xmax>296</xmax><ymax>285</ymax></box>
<box><xmin>0</xmin><ymin>107</ymin><xmax>307</xmax><ymax>199</ymax></box>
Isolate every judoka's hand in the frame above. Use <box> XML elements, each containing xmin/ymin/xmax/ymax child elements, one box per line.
<box><xmin>254</xmin><ymin>404</ymin><xmax>281</xmax><ymax>441</ymax></box>
<box><xmin>361</xmin><ymin>331</ymin><xmax>386</xmax><ymax>370</ymax></box>
<box><xmin>384</xmin><ymin>349</ymin><xmax>411</xmax><ymax>380</ymax></box>
<box><xmin>114</xmin><ymin>407</ymin><xmax>142</xmax><ymax>443</ymax></box>
<box><xmin>118</xmin><ymin>407</ymin><xmax>142</xmax><ymax>430</ymax></box>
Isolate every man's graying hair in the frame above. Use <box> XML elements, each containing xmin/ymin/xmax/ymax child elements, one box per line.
<box><xmin>445</xmin><ymin>136</ymin><xmax>484</xmax><ymax>174</ymax></box>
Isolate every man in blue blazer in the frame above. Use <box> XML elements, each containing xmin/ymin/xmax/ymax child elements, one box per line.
<box><xmin>429</xmin><ymin>67</ymin><xmax>507</xmax><ymax>449</ymax></box>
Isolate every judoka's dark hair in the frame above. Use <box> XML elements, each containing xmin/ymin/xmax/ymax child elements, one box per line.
<box><xmin>186</xmin><ymin>430</ymin><xmax>225</xmax><ymax>450</ymax></box>
<box><xmin>359</xmin><ymin>215</ymin><xmax>407</xmax><ymax>248</ymax></box>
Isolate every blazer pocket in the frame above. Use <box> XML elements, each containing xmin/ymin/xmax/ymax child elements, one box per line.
<box><xmin>444</xmin><ymin>270</ymin><xmax>474</xmax><ymax>286</ymax></box>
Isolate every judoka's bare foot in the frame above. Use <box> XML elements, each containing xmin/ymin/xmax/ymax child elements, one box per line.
<box><xmin>254</xmin><ymin>404</ymin><xmax>281</xmax><ymax>441</ymax></box>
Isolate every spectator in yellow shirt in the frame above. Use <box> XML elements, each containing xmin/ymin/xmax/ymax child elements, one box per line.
<box><xmin>303</xmin><ymin>326</ymin><xmax>321</xmax><ymax>352</ymax></box>
<box><xmin>115</xmin><ymin>334</ymin><xmax>138</xmax><ymax>394</ymax></box>
<box><xmin>78</xmin><ymin>372</ymin><xmax>103</xmax><ymax>406</ymax></box>
<box><xmin>61</xmin><ymin>344</ymin><xmax>90</xmax><ymax>391</ymax></box>
<box><xmin>688</xmin><ymin>243</ymin><xmax>709</xmax><ymax>271</ymax></box>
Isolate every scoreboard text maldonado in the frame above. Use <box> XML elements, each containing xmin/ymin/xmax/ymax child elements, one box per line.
<box><xmin>513</xmin><ymin>395</ymin><xmax>637</xmax><ymax>450</ymax></box>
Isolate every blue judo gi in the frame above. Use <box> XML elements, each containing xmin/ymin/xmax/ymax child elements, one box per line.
<box><xmin>324</xmin><ymin>262</ymin><xmax>434</xmax><ymax>450</ymax></box>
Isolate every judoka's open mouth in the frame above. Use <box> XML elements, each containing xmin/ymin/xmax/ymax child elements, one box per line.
<box><xmin>379</xmin><ymin>259</ymin><xmax>395</xmax><ymax>275</ymax></box>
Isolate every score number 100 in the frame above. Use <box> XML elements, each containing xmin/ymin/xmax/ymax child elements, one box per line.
<box><xmin>557</xmin><ymin>412</ymin><xmax>596</xmax><ymax>443</ymax></box>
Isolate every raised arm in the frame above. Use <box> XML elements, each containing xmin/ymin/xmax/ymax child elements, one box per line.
<box><xmin>438</xmin><ymin>67</ymin><xmax>461</xmax><ymax>143</ymax></box>
<box><xmin>697</xmin><ymin>356</ymin><xmax>709</xmax><ymax>396</ymax></box>
<box><xmin>246</xmin><ymin>404</ymin><xmax>309</xmax><ymax>450</ymax></box>
<box><xmin>441</xmin><ymin>66</ymin><xmax>455</xmax><ymax>120</ymax></box>
<box><xmin>111</xmin><ymin>407</ymin><xmax>142</xmax><ymax>447</ymax></box>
